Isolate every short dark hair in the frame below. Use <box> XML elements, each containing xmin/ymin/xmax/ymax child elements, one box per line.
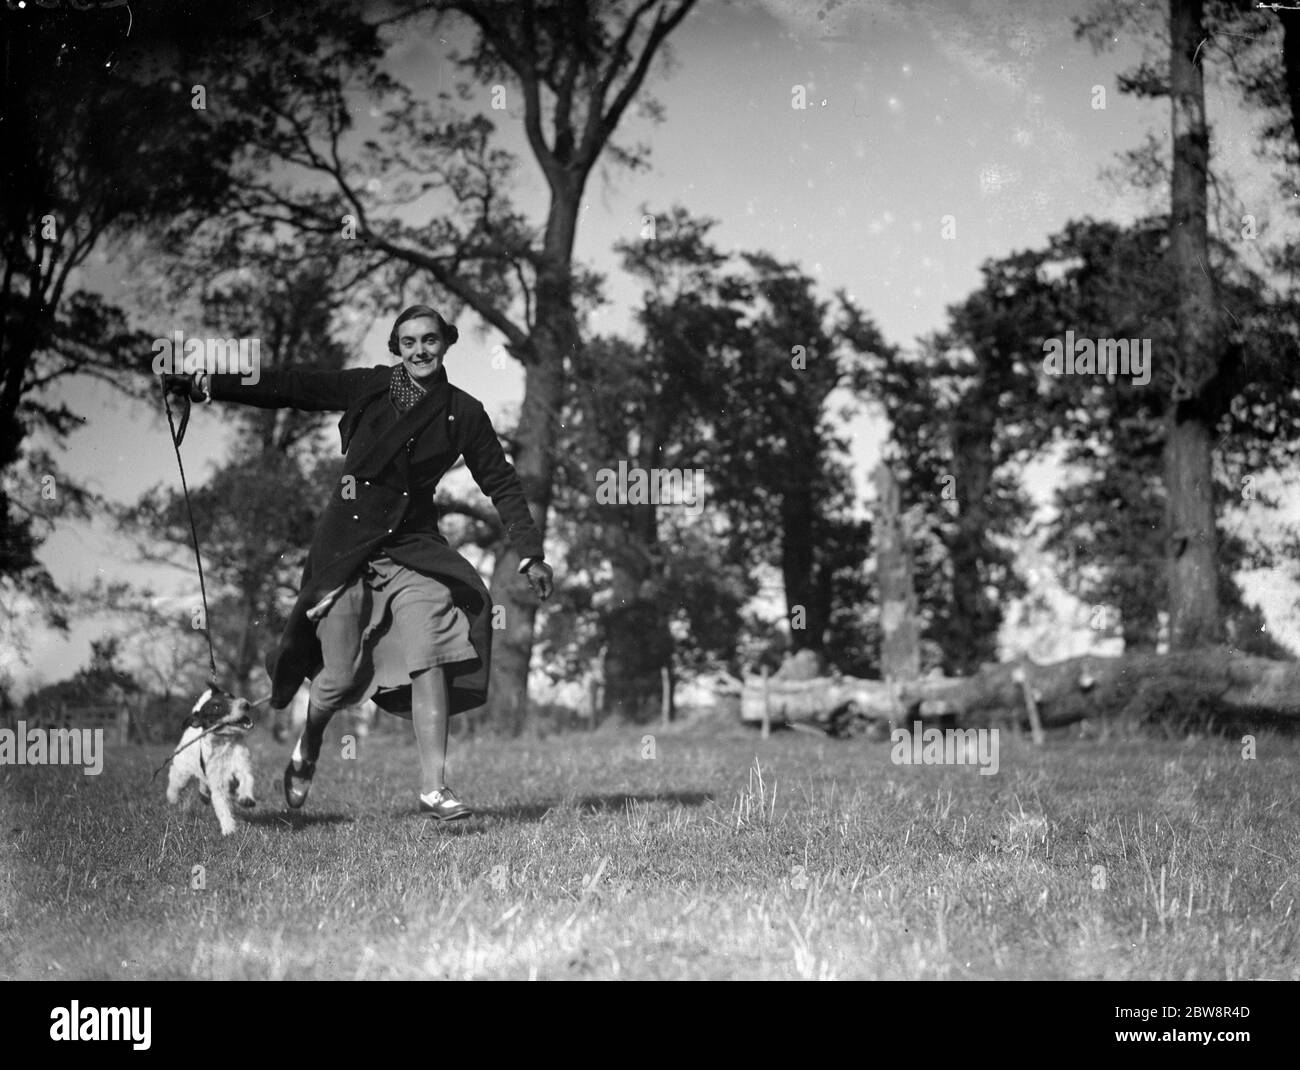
<box><xmin>387</xmin><ymin>305</ymin><xmax>459</xmax><ymax>355</ymax></box>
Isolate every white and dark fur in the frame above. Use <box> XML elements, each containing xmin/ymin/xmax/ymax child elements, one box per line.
<box><xmin>166</xmin><ymin>688</ymin><xmax>256</xmax><ymax>836</ymax></box>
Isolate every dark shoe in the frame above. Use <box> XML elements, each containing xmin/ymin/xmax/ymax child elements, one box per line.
<box><xmin>419</xmin><ymin>786</ymin><xmax>472</xmax><ymax>821</ymax></box>
<box><xmin>283</xmin><ymin>754</ymin><xmax>316</xmax><ymax>809</ymax></box>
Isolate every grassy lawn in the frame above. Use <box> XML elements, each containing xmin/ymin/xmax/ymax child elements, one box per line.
<box><xmin>2</xmin><ymin>714</ymin><xmax>1297</xmax><ymax>980</ymax></box>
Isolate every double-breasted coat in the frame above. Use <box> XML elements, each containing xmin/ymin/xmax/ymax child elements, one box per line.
<box><xmin>207</xmin><ymin>364</ymin><xmax>544</xmax><ymax>716</ymax></box>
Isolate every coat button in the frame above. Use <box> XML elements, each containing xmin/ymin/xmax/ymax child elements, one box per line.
<box><xmin>387</xmin><ymin>528</ymin><xmax>393</xmax><ymax>533</ymax></box>
<box><xmin>402</xmin><ymin>491</ymin><xmax>408</xmax><ymax>497</ymax></box>
<box><xmin>363</xmin><ymin>480</ymin><xmax>370</xmax><ymax>486</ymax></box>
<box><xmin>352</xmin><ymin>515</ymin><xmax>359</xmax><ymax>521</ymax></box>
<box><xmin>449</xmin><ymin>414</ymin><xmax>455</xmax><ymax>421</ymax></box>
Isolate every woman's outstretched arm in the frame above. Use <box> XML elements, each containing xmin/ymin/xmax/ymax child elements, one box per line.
<box><xmin>202</xmin><ymin>366</ymin><xmax>384</xmax><ymax>411</ymax></box>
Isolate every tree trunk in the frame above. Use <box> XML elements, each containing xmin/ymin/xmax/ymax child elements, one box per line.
<box><xmin>486</xmin><ymin>543</ymin><xmax>538</xmax><ymax>735</ymax></box>
<box><xmin>601</xmin><ymin>498</ymin><xmax>673</xmax><ymax>723</ymax></box>
<box><xmin>1166</xmin><ymin>0</ymin><xmax>1224</xmax><ymax>649</ymax></box>
<box><xmin>946</xmin><ymin>392</ymin><xmax>1000</xmax><ymax>673</ymax></box>
<box><xmin>485</xmin><ymin>214</ymin><xmax>575</xmax><ymax>732</ymax></box>
<box><xmin>872</xmin><ymin>462</ymin><xmax>921</xmax><ymax>682</ymax></box>
<box><xmin>1277</xmin><ymin>11</ymin><xmax>1300</xmax><ymax>157</ymax></box>
<box><xmin>484</xmin><ymin>351</ymin><xmax>562</xmax><ymax>735</ymax></box>
<box><xmin>451</xmin><ymin>6</ymin><xmax>697</xmax><ymax>731</ymax></box>
<box><xmin>0</xmin><ymin>319</ymin><xmax>42</xmax><ymax>578</ymax></box>
<box><xmin>604</xmin><ymin>598</ymin><xmax>674</xmax><ymax>721</ymax></box>
<box><xmin>1119</xmin><ymin>582</ymin><xmax>1160</xmax><ymax>653</ymax></box>
<box><xmin>781</xmin><ymin>488</ymin><xmax>828</xmax><ymax>655</ymax></box>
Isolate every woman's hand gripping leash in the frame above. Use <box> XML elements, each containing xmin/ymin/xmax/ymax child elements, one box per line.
<box><xmin>161</xmin><ymin>372</ymin><xmax>206</xmax><ymax>448</ymax></box>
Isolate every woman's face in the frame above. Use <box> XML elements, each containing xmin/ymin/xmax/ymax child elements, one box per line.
<box><xmin>395</xmin><ymin>316</ymin><xmax>449</xmax><ymax>382</ymax></box>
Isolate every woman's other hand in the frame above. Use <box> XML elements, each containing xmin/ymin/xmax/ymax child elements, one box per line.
<box><xmin>524</xmin><ymin>560</ymin><xmax>554</xmax><ymax>601</ymax></box>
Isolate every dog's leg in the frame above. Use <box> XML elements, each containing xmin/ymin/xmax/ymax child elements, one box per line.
<box><xmin>166</xmin><ymin>761</ymin><xmax>189</xmax><ymax>805</ymax></box>
<box><xmin>209</xmin><ymin>781</ymin><xmax>238</xmax><ymax>836</ymax></box>
<box><xmin>168</xmin><ymin>727</ymin><xmax>203</xmax><ymax>806</ymax></box>
<box><xmin>233</xmin><ymin>753</ymin><xmax>256</xmax><ymax>809</ymax></box>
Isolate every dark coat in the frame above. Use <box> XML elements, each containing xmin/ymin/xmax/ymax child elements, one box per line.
<box><xmin>207</xmin><ymin>364</ymin><xmax>544</xmax><ymax>715</ymax></box>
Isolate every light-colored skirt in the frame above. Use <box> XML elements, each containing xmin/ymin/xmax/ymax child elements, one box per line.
<box><xmin>308</xmin><ymin>553</ymin><xmax>476</xmax><ymax>711</ymax></box>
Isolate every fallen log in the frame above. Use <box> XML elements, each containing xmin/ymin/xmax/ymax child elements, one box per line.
<box><xmin>740</xmin><ymin>674</ymin><xmax>898</xmax><ymax>726</ymax></box>
<box><xmin>905</xmin><ymin>649</ymin><xmax>1300</xmax><ymax>726</ymax></box>
<box><xmin>740</xmin><ymin>648</ymin><xmax>1300</xmax><ymax>734</ymax></box>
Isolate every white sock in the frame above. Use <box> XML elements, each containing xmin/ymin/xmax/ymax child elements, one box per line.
<box><xmin>291</xmin><ymin>738</ymin><xmax>304</xmax><ymax>765</ymax></box>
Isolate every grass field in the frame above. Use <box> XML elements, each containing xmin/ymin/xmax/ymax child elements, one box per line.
<box><xmin>2</xmin><ymin>713</ymin><xmax>1298</xmax><ymax>980</ymax></box>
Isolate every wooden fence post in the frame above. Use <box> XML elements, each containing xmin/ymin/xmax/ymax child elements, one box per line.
<box><xmin>1013</xmin><ymin>663</ymin><xmax>1046</xmax><ymax>745</ymax></box>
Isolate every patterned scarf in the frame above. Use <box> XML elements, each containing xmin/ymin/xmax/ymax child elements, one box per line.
<box><xmin>389</xmin><ymin>363</ymin><xmax>429</xmax><ymax>414</ymax></box>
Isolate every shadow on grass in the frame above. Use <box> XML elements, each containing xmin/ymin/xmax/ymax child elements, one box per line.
<box><xmin>226</xmin><ymin>792</ymin><xmax>716</xmax><ymax>833</ymax></box>
<box><xmin>477</xmin><ymin>790</ymin><xmax>716</xmax><ymax>823</ymax></box>
<box><xmin>240</xmin><ymin>810</ymin><xmax>356</xmax><ymax>832</ymax></box>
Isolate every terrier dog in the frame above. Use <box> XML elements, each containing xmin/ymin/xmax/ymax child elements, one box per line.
<box><xmin>166</xmin><ymin>687</ymin><xmax>256</xmax><ymax>836</ymax></box>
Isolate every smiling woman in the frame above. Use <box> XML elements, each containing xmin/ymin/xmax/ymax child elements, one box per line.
<box><xmin>161</xmin><ymin>304</ymin><xmax>555</xmax><ymax>822</ymax></box>
<box><xmin>390</xmin><ymin>304</ymin><xmax>459</xmax><ymax>381</ymax></box>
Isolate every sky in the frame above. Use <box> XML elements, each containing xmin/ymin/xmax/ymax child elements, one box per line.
<box><xmin>6</xmin><ymin>0</ymin><xmax>1299</xmax><ymax>695</ymax></box>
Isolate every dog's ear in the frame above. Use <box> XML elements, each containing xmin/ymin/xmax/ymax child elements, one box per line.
<box><xmin>188</xmin><ymin>687</ymin><xmax>230</xmax><ymax>729</ymax></box>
